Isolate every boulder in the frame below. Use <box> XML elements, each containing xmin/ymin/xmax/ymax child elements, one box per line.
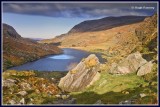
<box><xmin>20</xmin><ymin>82</ymin><xmax>31</xmax><ymax>90</ymax></box>
<box><xmin>137</xmin><ymin>61</ymin><xmax>153</xmax><ymax>76</ymax></box>
<box><xmin>94</xmin><ymin>100</ymin><xmax>104</xmax><ymax>104</ymax></box>
<box><xmin>58</xmin><ymin>54</ymin><xmax>101</xmax><ymax>92</ymax></box>
<box><xmin>140</xmin><ymin>93</ymin><xmax>147</xmax><ymax>98</ymax></box>
<box><xmin>109</xmin><ymin>52</ymin><xmax>147</xmax><ymax>74</ymax></box>
<box><xmin>17</xmin><ymin>91</ymin><xmax>28</xmax><ymax>96</ymax></box>
<box><xmin>3</xmin><ymin>79</ymin><xmax>17</xmax><ymax>87</ymax></box>
<box><xmin>9</xmin><ymin>100</ymin><xmax>16</xmax><ymax>105</ymax></box>
<box><xmin>19</xmin><ymin>98</ymin><xmax>25</xmax><ymax>105</ymax></box>
<box><xmin>119</xmin><ymin>99</ymin><xmax>135</xmax><ymax>105</ymax></box>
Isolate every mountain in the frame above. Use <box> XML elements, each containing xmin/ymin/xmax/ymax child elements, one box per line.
<box><xmin>3</xmin><ymin>24</ymin><xmax>63</xmax><ymax>70</ymax></box>
<box><xmin>68</xmin><ymin>16</ymin><xmax>146</xmax><ymax>34</ymax></box>
<box><xmin>3</xmin><ymin>23</ymin><xmax>21</xmax><ymax>38</ymax></box>
<box><xmin>58</xmin><ymin>14</ymin><xmax>158</xmax><ymax>104</ymax></box>
<box><xmin>29</xmin><ymin>38</ymin><xmax>44</xmax><ymax>42</ymax></box>
<box><xmin>2</xmin><ymin>14</ymin><xmax>158</xmax><ymax>105</ymax></box>
<box><xmin>39</xmin><ymin>16</ymin><xmax>146</xmax><ymax>44</ymax></box>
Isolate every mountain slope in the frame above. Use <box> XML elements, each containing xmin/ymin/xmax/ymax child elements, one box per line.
<box><xmin>3</xmin><ymin>24</ymin><xmax>63</xmax><ymax>70</ymax></box>
<box><xmin>70</xmin><ymin>14</ymin><xmax>158</xmax><ymax>104</ymax></box>
<box><xmin>3</xmin><ymin>23</ymin><xmax>21</xmax><ymax>38</ymax></box>
<box><xmin>68</xmin><ymin>16</ymin><xmax>146</xmax><ymax>34</ymax></box>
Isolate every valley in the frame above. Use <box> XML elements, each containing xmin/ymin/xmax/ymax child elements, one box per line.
<box><xmin>2</xmin><ymin>13</ymin><xmax>158</xmax><ymax>105</ymax></box>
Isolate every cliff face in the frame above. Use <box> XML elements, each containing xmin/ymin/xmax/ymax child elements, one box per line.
<box><xmin>3</xmin><ymin>24</ymin><xmax>63</xmax><ymax>70</ymax></box>
<box><xmin>68</xmin><ymin>16</ymin><xmax>146</xmax><ymax>34</ymax></box>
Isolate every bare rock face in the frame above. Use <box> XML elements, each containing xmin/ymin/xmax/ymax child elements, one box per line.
<box><xmin>109</xmin><ymin>52</ymin><xmax>147</xmax><ymax>74</ymax></box>
<box><xmin>109</xmin><ymin>51</ymin><xmax>153</xmax><ymax>75</ymax></box>
<box><xmin>137</xmin><ymin>61</ymin><xmax>153</xmax><ymax>76</ymax></box>
<box><xmin>58</xmin><ymin>54</ymin><xmax>101</xmax><ymax>92</ymax></box>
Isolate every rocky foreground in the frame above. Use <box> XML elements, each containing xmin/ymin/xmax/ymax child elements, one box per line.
<box><xmin>2</xmin><ymin>14</ymin><xmax>158</xmax><ymax>105</ymax></box>
<box><xmin>2</xmin><ymin>51</ymin><xmax>157</xmax><ymax>105</ymax></box>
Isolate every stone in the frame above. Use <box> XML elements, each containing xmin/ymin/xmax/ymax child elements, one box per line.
<box><xmin>94</xmin><ymin>100</ymin><xmax>104</xmax><ymax>104</ymax></box>
<box><xmin>109</xmin><ymin>52</ymin><xmax>147</xmax><ymax>74</ymax></box>
<box><xmin>19</xmin><ymin>98</ymin><xmax>25</xmax><ymax>105</ymax></box>
<box><xmin>140</xmin><ymin>93</ymin><xmax>147</xmax><ymax>98</ymax></box>
<box><xmin>20</xmin><ymin>82</ymin><xmax>31</xmax><ymax>90</ymax></box>
<box><xmin>17</xmin><ymin>91</ymin><xmax>27</xmax><ymax>96</ymax></box>
<box><xmin>137</xmin><ymin>61</ymin><xmax>153</xmax><ymax>76</ymax></box>
<box><xmin>124</xmin><ymin>91</ymin><xmax>129</xmax><ymax>94</ymax></box>
<box><xmin>51</xmin><ymin>78</ymin><xmax>56</xmax><ymax>82</ymax></box>
<box><xmin>119</xmin><ymin>99</ymin><xmax>135</xmax><ymax>104</ymax></box>
<box><xmin>3</xmin><ymin>79</ymin><xmax>17</xmax><ymax>87</ymax></box>
<box><xmin>9</xmin><ymin>100</ymin><xmax>16</xmax><ymax>105</ymax></box>
<box><xmin>55</xmin><ymin>94</ymin><xmax>61</xmax><ymax>98</ymax></box>
<box><xmin>58</xmin><ymin>54</ymin><xmax>101</xmax><ymax>92</ymax></box>
<box><xmin>62</xmin><ymin>95</ymin><xmax>69</xmax><ymax>100</ymax></box>
<box><xmin>68</xmin><ymin>98</ymin><xmax>77</xmax><ymax>104</ymax></box>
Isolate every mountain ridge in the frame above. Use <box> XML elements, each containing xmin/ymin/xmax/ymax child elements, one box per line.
<box><xmin>68</xmin><ymin>16</ymin><xmax>146</xmax><ymax>34</ymax></box>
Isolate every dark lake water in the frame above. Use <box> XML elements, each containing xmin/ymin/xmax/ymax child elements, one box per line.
<box><xmin>10</xmin><ymin>48</ymin><xmax>106</xmax><ymax>71</ymax></box>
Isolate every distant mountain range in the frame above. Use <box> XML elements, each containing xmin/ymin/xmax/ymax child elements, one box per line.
<box><xmin>39</xmin><ymin>15</ymin><xmax>147</xmax><ymax>44</ymax></box>
<box><xmin>28</xmin><ymin>38</ymin><xmax>44</xmax><ymax>42</ymax></box>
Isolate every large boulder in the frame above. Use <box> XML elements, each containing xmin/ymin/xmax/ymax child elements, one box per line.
<box><xmin>109</xmin><ymin>52</ymin><xmax>147</xmax><ymax>74</ymax></box>
<box><xmin>137</xmin><ymin>61</ymin><xmax>153</xmax><ymax>76</ymax></box>
<box><xmin>58</xmin><ymin>54</ymin><xmax>101</xmax><ymax>92</ymax></box>
<box><xmin>109</xmin><ymin>51</ymin><xmax>153</xmax><ymax>76</ymax></box>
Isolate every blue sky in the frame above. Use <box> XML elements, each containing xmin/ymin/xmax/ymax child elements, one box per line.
<box><xmin>2</xmin><ymin>2</ymin><xmax>157</xmax><ymax>39</ymax></box>
<box><xmin>3</xmin><ymin>13</ymin><xmax>91</xmax><ymax>39</ymax></box>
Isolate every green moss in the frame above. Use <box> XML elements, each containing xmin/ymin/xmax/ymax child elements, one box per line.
<box><xmin>71</xmin><ymin>72</ymin><xmax>157</xmax><ymax>104</ymax></box>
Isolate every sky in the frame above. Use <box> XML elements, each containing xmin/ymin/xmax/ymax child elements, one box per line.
<box><xmin>2</xmin><ymin>2</ymin><xmax>157</xmax><ymax>39</ymax></box>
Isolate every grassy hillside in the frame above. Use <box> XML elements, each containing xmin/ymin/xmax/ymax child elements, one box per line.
<box><xmin>71</xmin><ymin>68</ymin><xmax>157</xmax><ymax>104</ymax></box>
<box><xmin>3</xmin><ymin>24</ymin><xmax>63</xmax><ymax>71</ymax></box>
<box><xmin>69</xmin><ymin>13</ymin><xmax>158</xmax><ymax>105</ymax></box>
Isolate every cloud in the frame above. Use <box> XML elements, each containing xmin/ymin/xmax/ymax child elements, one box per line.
<box><xmin>3</xmin><ymin>2</ymin><xmax>157</xmax><ymax>18</ymax></box>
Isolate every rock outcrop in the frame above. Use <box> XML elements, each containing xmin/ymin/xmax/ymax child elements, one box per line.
<box><xmin>58</xmin><ymin>54</ymin><xmax>101</xmax><ymax>92</ymax></box>
<box><xmin>109</xmin><ymin>52</ymin><xmax>153</xmax><ymax>76</ymax></box>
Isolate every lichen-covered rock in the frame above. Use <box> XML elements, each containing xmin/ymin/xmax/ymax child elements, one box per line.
<box><xmin>137</xmin><ymin>61</ymin><xmax>153</xmax><ymax>76</ymax></box>
<box><xmin>3</xmin><ymin>79</ymin><xmax>17</xmax><ymax>87</ymax></box>
<box><xmin>17</xmin><ymin>91</ymin><xmax>28</xmax><ymax>96</ymax></box>
<box><xmin>58</xmin><ymin>54</ymin><xmax>101</xmax><ymax>92</ymax></box>
<box><xmin>109</xmin><ymin>52</ymin><xmax>147</xmax><ymax>74</ymax></box>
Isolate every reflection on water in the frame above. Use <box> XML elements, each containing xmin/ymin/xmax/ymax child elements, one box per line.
<box><xmin>49</xmin><ymin>55</ymin><xmax>75</xmax><ymax>59</ymax></box>
<box><xmin>9</xmin><ymin>48</ymin><xmax>106</xmax><ymax>71</ymax></box>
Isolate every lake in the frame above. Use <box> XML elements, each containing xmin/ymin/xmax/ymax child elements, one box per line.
<box><xmin>9</xmin><ymin>48</ymin><xmax>106</xmax><ymax>71</ymax></box>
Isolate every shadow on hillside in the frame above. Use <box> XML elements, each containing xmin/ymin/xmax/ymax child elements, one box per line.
<box><xmin>71</xmin><ymin>85</ymin><xmax>157</xmax><ymax>104</ymax></box>
<box><xmin>51</xmin><ymin>42</ymin><xmax>62</xmax><ymax>46</ymax></box>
